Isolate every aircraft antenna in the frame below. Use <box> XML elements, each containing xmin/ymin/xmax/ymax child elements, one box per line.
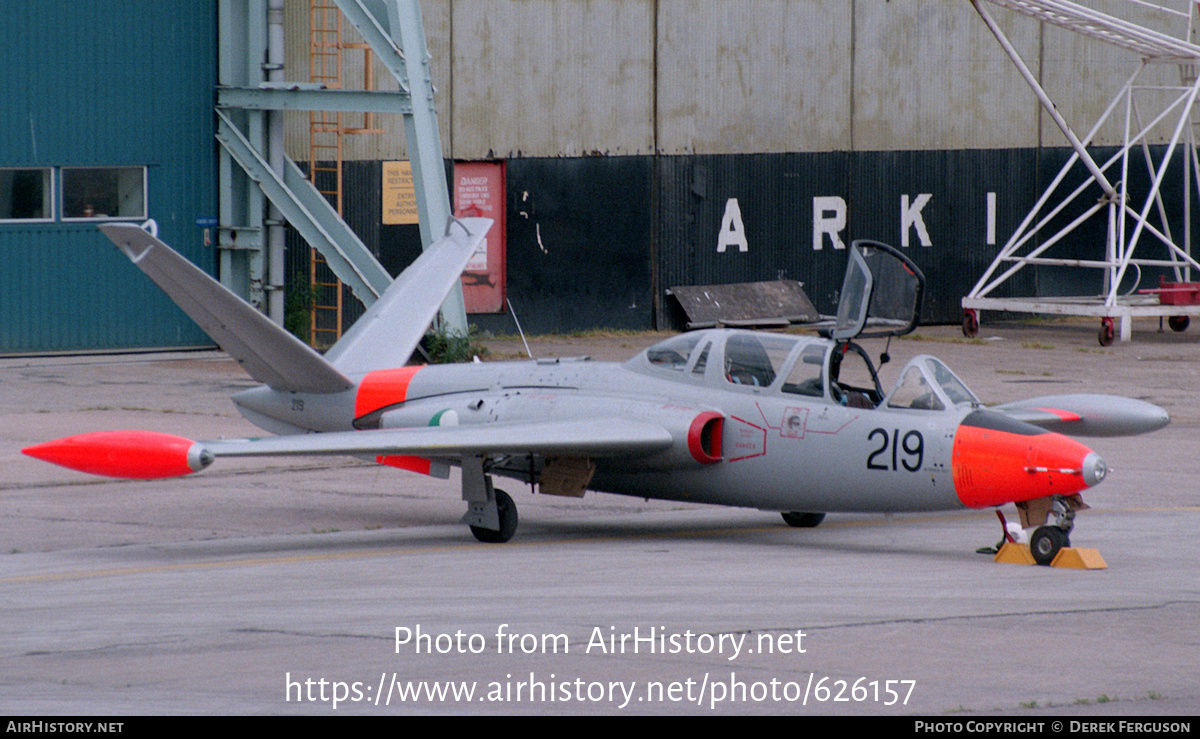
<box><xmin>507</xmin><ymin>298</ymin><xmax>534</xmax><ymax>358</ymax></box>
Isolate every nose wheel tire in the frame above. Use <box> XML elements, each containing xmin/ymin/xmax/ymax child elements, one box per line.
<box><xmin>470</xmin><ymin>488</ymin><xmax>518</xmax><ymax>543</ymax></box>
<box><xmin>1098</xmin><ymin>318</ymin><xmax>1115</xmax><ymax>347</ymax></box>
<box><xmin>781</xmin><ymin>511</ymin><xmax>826</xmax><ymax>528</ymax></box>
<box><xmin>1030</xmin><ymin>525</ymin><xmax>1070</xmax><ymax>566</ymax></box>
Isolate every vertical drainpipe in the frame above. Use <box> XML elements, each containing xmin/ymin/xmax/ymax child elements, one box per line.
<box><xmin>650</xmin><ymin>0</ymin><xmax>660</xmax><ymax>328</ymax></box>
<box><xmin>266</xmin><ymin>0</ymin><xmax>286</xmax><ymax>325</ymax></box>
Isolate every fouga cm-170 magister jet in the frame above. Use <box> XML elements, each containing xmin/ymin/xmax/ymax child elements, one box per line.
<box><xmin>24</xmin><ymin>219</ymin><xmax>1170</xmax><ymax>563</ymax></box>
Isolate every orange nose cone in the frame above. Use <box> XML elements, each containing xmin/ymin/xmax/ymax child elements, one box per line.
<box><xmin>22</xmin><ymin>430</ymin><xmax>208</xmax><ymax>479</ymax></box>
<box><xmin>952</xmin><ymin>410</ymin><xmax>1106</xmax><ymax>508</ymax></box>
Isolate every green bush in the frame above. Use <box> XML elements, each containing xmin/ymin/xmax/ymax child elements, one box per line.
<box><xmin>421</xmin><ymin>324</ymin><xmax>489</xmax><ymax>364</ymax></box>
<box><xmin>284</xmin><ymin>271</ymin><xmax>317</xmax><ymax>343</ymax></box>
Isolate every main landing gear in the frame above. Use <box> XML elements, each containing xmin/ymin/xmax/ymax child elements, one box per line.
<box><xmin>781</xmin><ymin>511</ymin><xmax>826</xmax><ymax>528</ymax></box>
<box><xmin>462</xmin><ymin>456</ymin><xmax>519</xmax><ymax>543</ymax></box>
<box><xmin>470</xmin><ymin>488</ymin><xmax>518</xmax><ymax>543</ymax></box>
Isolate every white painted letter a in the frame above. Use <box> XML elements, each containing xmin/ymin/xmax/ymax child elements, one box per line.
<box><xmin>717</xmin><ymin>198</ymin><xmax>749</xmax><ymax>253</ymax></box>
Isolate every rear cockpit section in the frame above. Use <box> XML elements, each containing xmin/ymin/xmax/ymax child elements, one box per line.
<box><xmin>829</xmin><ymin>343</ymin><xmax>884</xmax><ymax>408</ymax></box>
<box><xmin>779</xmin><ymin>343</ymin><xmax>828</xmax><ymax>398</ymax></box>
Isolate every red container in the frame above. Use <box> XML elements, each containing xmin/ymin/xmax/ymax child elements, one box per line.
<box><xmin>1155</xmin><ymin>278</ymin><xmax>1200</xmax><ymax>306</ymax></box>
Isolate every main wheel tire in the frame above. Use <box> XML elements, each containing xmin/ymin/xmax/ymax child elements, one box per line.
<box><xmin>781</xmin><ymin>511</ymin><xmax>826</xmax><ymax>528</ymax></box>
<box><xmin>1098</xmin><ymin>318</ymin><xmax>1115</xmax><ymax>347</ymax></box>
<box><xmin>1030</xmin><ymin>526</ymin><xmax>1070</xmax><ymax>566</ymax></box>
<box><xmin>470</xmin><ymin>489</ymin><xmax>518</xmax><ymax>543</ymax></box>
<box><xmin>1168</xmin><ymin>315</ymin><xmax>1190</xmax><ymax>332</ymax></box>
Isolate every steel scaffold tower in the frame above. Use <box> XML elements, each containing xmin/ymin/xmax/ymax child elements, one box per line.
<box><xmin>963</xmin><ymin>0</ymin><xmax>1200</xmax><ymax>343</ymax></box>
<box><xmin>216</xmin><ymin>0</ymin><xmax>467</xmax><ymax>346</ymax></box>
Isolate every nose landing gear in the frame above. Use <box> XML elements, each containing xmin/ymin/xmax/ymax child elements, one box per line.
<box><xmin>1029</xmin><ymin>495</ymin><xmax>1076</xmax><ymax>565</ymax></box>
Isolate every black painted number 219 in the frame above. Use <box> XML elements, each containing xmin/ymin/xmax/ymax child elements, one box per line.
<box><xmin>867</xmin><ymin>428</ymin><xmax>924</xmax><ymax>472</ymax></box>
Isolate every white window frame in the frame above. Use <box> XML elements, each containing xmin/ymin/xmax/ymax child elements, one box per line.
<box><xmin>60</xmin><ymin>166</ymin><xmax>147</xmax><ymax>222</ymax></box>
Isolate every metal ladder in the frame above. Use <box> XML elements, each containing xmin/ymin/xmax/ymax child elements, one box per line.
<box><xmin>307</xmin><ymin>1</ymin><xmax>384</xmax><ymax>348</ymax></box>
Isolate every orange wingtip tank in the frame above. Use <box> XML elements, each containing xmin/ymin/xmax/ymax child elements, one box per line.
<box><xmin>22</xmin><ymin>430</ymin><xmax>211</xmax><ymax>479</ymax></box>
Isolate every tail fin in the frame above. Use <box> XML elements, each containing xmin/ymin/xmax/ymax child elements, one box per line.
<box><xmin>100</xmin><ymin>216</ymin><xmax>491</xmax><ymax>387</ymax></box>
<box><xmin>324</xmin><ymin>217</ymin><xmax>492</xmax><ymax>375</ymax></box>
<box><xmin>99</xmin><ymin>223</ymin><xmax>353</xmax><ymax>394</ymax></box>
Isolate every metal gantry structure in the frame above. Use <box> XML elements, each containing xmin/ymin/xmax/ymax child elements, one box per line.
<box><xmin>307</xmin><ymin>1</ymin><xmax>387</xmax><ymax>347</ymax></box>
<box><xmin>214</xmin><ymin>0</ymin><xmax>467</xmax><ymax>344</ymax></box>
<box><xmin>963</xmin><ymin>0</ymin><xmax>1200</xmax><ymax>343</ymax></box>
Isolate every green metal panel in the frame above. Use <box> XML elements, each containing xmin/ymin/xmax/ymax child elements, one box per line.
<box><xmin>0</xmin><ymin>1</ymin><xmax>218</xmax><ymax>352</ymax></box>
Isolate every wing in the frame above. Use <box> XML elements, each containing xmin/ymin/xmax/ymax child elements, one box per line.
<box><xmin>23</xmin><ymin>419</ymin><xmax>674</xmax><ymax>479</ymax></box>
<box><xmin>992</xmin><ymin>394</ymin><xmax>1169</xmax><ymax>437</ymax></box>
<box><xmin>205</xmin><ymin>418</ymin><xmax>671</xmax><ymax>460</ymax></box>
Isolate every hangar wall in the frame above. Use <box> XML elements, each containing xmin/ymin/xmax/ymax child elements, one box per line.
<box><xmin>281</xmin><ymin>0</ymin><xmax>1195</xmax><ymax>333</ymax></box>
<box><xmin>283</xmin><ymin>0</ymin><xmax>1188</xmax><ymax>160</ymax></box>
<box><xmin>0</xmin><ymin>2</ymin><xmax>218</xmax><ymax>353</ymax></box>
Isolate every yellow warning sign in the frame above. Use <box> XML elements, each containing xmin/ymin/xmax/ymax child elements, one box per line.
<box><xmin>382</xmin><ymin>161</ymin><xmax>418</xmax><ymax>225</ymax></box>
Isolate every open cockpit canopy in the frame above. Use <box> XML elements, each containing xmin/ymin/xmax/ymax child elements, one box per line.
<box><xmin>830</xmin><ymin>240</ymin><xmax>925</xmax><ymax>341</ymax></box>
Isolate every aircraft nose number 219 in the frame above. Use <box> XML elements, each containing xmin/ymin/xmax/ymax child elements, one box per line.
<box><xmin>866</xmin><ymin>428</ymin><xmax>924</xmax><ymax>472</ymax></box>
